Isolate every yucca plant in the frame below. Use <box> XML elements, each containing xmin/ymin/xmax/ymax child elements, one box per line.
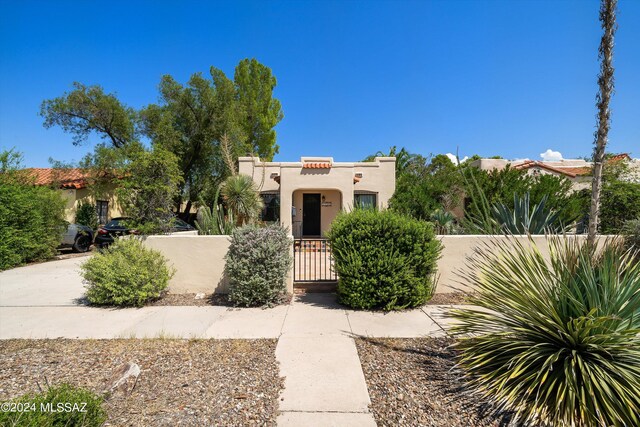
<box><xmin>492</xmin><ymin>193</ymin><xmax>567</xmax><ymax>234</ymax></box>
<box><xmin>450</xmin><ymin>236</ymin><xmax>640</xmax><ymax>426</ymax></box>
<box><xmin>219</xmin><ymin>174</ymin><xmax>263</xmax><ymax>226</ymax></box>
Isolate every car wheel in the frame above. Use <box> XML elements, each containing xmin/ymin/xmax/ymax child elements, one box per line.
<box><xmin>73</xmin><ymin>234</ymin><xmax>92</xmax><ymax>253</ymax></box>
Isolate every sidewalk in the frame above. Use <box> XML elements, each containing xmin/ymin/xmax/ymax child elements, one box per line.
<box><xmin>0</xmin><ymin>261</ymin><xmax>457</xmax><ymax>426</ymax></box>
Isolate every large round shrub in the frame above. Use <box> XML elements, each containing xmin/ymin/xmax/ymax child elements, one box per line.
<box><xmin>327</xmin><ymin>209</ymin><xmax>441</xmax><ymax>311</ymax></box>
<box><xmin>451</xmin><ymin>236</ymin><xmax>640</xmax><ymax>426</ymax></box>
<box><xmin>81</xmin><ymin>238</ymin><xmax>174</xmax><ymax>307</ymax></box>
<box><xmin>0</xmin><ymin>182</ymin><xmax>66</xmax><ymax>270</ymax></box>
<box><xmin>0</xmin><ymin>383</ymin><xmax>106</xmax><ymax>427</ymax></box>
<box><xmin>225</xmin><ymin>224</ymin><xmax>292</xmax><ymax>307</ymax></box>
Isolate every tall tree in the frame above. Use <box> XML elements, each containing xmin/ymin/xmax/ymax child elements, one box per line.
<box><xmin>40</xmin><ymin>82</ymin><xmax>137</xmax><ymax>148</ymax></box>
<box><xmin>140</xmin><ymin>73</ymin><xmax>229</xmax><ymax>216</ymax></box>
<box><xmin>588</xmin><ymin>0</ymin><xmax>617</xmax><ymax>244</ymax></box>
<box><xmin>234</xmin><ymin>58</ymin><xmax>284</xmax><ymax>160</ymax></box>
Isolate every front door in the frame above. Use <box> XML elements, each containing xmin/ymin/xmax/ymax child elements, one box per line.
<box><xmin>302</xmin><ymin>193</ymin><xmax>321</xmax><ymax>236</ymax></box>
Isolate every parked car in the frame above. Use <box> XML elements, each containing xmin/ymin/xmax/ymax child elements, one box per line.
<box><xmin>59</xmin><ymin>223</ymin><xmax>94</xmax><ymax>253</ymax></box>
<box><xmin>95</xmin><ymin>217</ymin><xmax>195</xmax><ymax>248</ymax></box>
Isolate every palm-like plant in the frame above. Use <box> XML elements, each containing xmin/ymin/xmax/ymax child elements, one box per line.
<box><xmin>219</xmin><ymin>174</ymin><xmax>263</xmax><ymax>226</ymax></box>
<box><xmin>491</xmin><ymin>193</ymin><xmax>567</xmax><ymax>234</ymax></box>
<box><xmin>450</xmin><ymin>236</ymin><xmax>640</xmax><ymax>426</ymax></box>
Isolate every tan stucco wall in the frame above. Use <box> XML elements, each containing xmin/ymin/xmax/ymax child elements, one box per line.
<box><xmin>140</xmin><ymin>234</ymin><xmax>294</xmax><ymax>295</ymax></box>
<box><xmin>142</xmin><ymin>235</ymin><xmax>231</xmax><ymax>294</ymax></box>
<box><xmin>435</xmin><ymin>235</ymin><xmax>614</xmax><ymax>294</ymax></box>
<box><xmin>139</xmin><ymin>234</ymin><xmax>615</xmax><ymax>297</ymax></box>
<box><xmin>59</xmin><ymin>185</ymin><xmax>124</xmax><ymax>224</ymax></box>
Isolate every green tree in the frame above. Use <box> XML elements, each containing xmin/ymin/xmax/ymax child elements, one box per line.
<box><xmin>116</xmin><ymin>147</ymin><xmax>183</xmax><ymax>233</ymax></box>
<box><xmin>234</xmin><ymin>58</ymin><xmax>284</xmax><ymax>160</ymax></box>
<box><xmin>140</xmin><ymin>73</ymin><xmax>228</xmax><ymax>216</ymax></box>
<box><xmin>40</xmin><ymin>82</ymin><xmax>137</xmax><ymax>148</ymax></box>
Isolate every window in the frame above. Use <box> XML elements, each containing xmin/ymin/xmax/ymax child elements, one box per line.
<box><xmin>96</xmin><ymin>200</ymin><xmax>109</xmax><ymax>225</ymax></box>
<box><xmin>354</xmin><ymin>193</ymin><xmax>377</xmax><ymax>209</ymax></box>
<box><xmin>261</xmin><ymin>193</ymin><xmax>280</xmax><ymax>222</ymax></box>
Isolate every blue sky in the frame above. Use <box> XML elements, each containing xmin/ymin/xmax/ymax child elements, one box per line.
<box><xmin>1</xmin><ymin>0</ymin><xmax>638</xmax><ymax>167</ymax></box>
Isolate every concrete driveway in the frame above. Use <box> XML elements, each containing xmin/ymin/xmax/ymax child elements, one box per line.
<box><xmin>0</xmin><ymin>256</ymin><xmax>88</xmax><ymax>307</ymax></box>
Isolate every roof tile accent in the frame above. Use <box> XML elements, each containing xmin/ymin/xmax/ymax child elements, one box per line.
<box><xmin>302</xmin><ymin>162</ymin><xmax>331</xmax><ymax>169</ymax></box>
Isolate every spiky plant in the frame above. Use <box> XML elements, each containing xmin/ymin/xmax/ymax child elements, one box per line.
<box><xmin>219</xmin><ymin>174</ymin><xmax>263</xmax><ymax>226</ymax></box>
<box><xmin>491</xmin><ymin>193</ymin><xmax>567</xmax><ymax>234</ymax></box>
<box><xmin>430</xmin><ymin>208</ymin><xmax>456</xmax><ymax>235</ymax></box>
<box><xmin>195</xmin><ymin>188</ymin><xmax>235</xmax><ymax>235</ymax></box>
<box><xmin>450</xmin><ymin>236</ymin><xmax>640</xmax><ymax>426</ymax></box>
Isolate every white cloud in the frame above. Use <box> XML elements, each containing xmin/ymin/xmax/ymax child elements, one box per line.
<box><xmin>540</xmin><ymin>149</ymin><xmax>563</xmax><ymax>162</ymax></box>
<box><xmin>445</xmin><ymin>153</ymin><xmax>469</xmax><ymax>165</ymax></box>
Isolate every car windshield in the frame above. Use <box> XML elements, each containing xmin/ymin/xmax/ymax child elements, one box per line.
<box><xmin>105</xmin><ymin>218</ymin><xmax>130</xmax><ymax>228</ymax></box>
<box><xmin>174</xmin><ymin>218</ymin><xmax>190</xmax><ymax>228</ymax></box>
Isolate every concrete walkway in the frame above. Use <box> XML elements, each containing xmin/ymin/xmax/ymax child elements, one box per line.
<box><xmin>0</xmin><ymin>260</ymin><xmax>457</xmax><ymax>426</ymax></box>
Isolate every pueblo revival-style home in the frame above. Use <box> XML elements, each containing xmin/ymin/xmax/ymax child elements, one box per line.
<box><xmin>239</xmin><ymin>156</ymin><xmax>396</xmax><ymax>238</ymax></box>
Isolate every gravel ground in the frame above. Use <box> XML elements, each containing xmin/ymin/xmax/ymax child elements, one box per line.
<box><xmin>426</xmin><ymin>293</ymin><xmax>469</xmax><ymax>305</ymax></box>
<box><xmin>151</xmin><ymin>293</ymin><xmax>293</xmax><ymax>307</ymax></box>
<box><xmin>356</xmin><ymin>338</ymin><xmax>511</xmax><ymax>427</ymax></box>
<box><xmin>0</xmin><ymin>339</ymin><xmax>282</xmax><ymax>426</ymax></box>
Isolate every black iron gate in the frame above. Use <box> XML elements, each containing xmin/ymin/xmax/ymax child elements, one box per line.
<box><xmin>293</xmin><ymin>238</ymin><xmax>337</xmax><ymax>282</ymax></box>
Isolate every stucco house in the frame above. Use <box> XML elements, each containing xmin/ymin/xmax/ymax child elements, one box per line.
<box><xmin>239</xmin><ymin>156</ymin><xmax>396</xmax><ymax>238</ymax></box>
<box><xmin>26</xmin><ymin>168</ymin><xmax>123</xmax><ymax>224</ymax></box>
<box><xmin>469</xmin><ymin>154</ymin><xmax>639</xmax><ymax>192</ymax></box>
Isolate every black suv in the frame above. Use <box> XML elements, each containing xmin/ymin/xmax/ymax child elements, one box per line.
<box><xmin>94</xmin><ymin>217</ymin><xmax>195</xmax><ymax>247</ymax></box>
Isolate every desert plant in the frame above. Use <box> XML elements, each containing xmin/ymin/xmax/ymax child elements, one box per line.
<box><xmin>220</xmin><ymin>174</ymin><xmax>263</xmax><ymax>225</ymax></box>
<box><xmin>430</xmin><ymin>208</ymin><xmax>456</xmax><ymax>234</ymax></box>
<box><xmin>225</xmin><ymin>224</ymin><xmax>292</xmax><ymax>307</ymax></box>
<box><xmin>75</xmin><ymin>201</ymin><xmax>99</xmax><ymax>230</ymax></box>
<box><xmin>195</xmin><ymin>188</ymin><xmax>235</xmax><ymax>235</ymax></box>
<box><xmin>81</xmin><ymin>238</ymin><xmax>174</xmax><ymax>306</ymax></box>
<box><xmin>327</xmin><ymin>209</ymin><xmax>441</xmax><ymax>311</ymax></box>
<box><xmin>450</xmin><ymin>236</ymin><xmax>640</xmax><ymax>426</ymax></box>
<box><xmin>622</xmin><ymin>218</ymin><xmax>640</xmax><ymax>254</ymax></box>
<box><xmin>0</xmin><ymin>383</ymin><xmax>106</xmax><ymax>427</ymax></box>
<box><xmin>491</xmin><ymin>193</ymin><xmax>567</xmax><ymax>234</ymax></box>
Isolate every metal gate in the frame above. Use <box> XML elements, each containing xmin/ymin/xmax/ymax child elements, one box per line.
<box><xmin>293</xmin><ymin>238</ymin><xmax>337</xmax><ymax>282</ymax></box>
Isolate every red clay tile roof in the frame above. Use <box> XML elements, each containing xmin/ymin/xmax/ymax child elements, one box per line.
<box><xmin>302</xmin><ymin>162</ymin><xmax>331</xmax><ymax>169</ymax></box>
<box><xmin>23</xmin><ymin>168</ymin><xmax>90</xmax><ymax>189</ymax></box>
<box><xmin>554</xmin><ymin>166</ymin><xmax>592</xmax><ymax>176</ymax></box>
<box><xmin>513</xmin><ymin>160</ymin><xmax>589</xmax><ymax>178</ymax></box>
<box><xmin>608</xmin><ymin>153</ymin><xmax>631</xmax><ymax>162</ymax></box>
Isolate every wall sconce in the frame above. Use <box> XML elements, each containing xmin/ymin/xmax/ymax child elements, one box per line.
<box><xmin>321</xmin><ymin>195</ymin><xmax>326</xmax><ymax>202</ymax></box>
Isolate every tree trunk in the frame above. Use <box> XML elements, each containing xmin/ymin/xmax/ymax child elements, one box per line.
<box><xmin>588</xmin><ymin>0</ymin><xmax>617</xmax><ymax>246</ymax></box>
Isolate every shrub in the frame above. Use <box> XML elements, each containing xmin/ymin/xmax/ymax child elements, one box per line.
<box><xmin>75</xmin><ymin>201</ymin><xmax>99</xmax><ymax>229</ymax></box>
<box><xmin>622</xmin><ymin>218</ymin><xmax>640</xmax><ymax>255</ymax></box>
<box><xmin>327</xmin><ymin>209</ymin><xmax>441</xmax><ymax>311</ymax></box>
<box><xmin>81</xmin><ymin>238</ymin><xmax>174</xmax><ymax>306</ymax></box>
<box><xmin>450</xmin><ymin>236</ymin><xmax>640</xmax><ymax>426</ymax></box>
<box><xmin>0</xmin><ymin>182</ymin><xmax>67</xmax><ymax>270</ymax></box>
<box><xmin>0</xmin><ymin>383</ymin><xmax>107</xmax><ymax>427</ymax></box>
<box><xmin>225</xmin><ymin>224</ymin><xmax>292</xmax><ymax>306</ymax></box>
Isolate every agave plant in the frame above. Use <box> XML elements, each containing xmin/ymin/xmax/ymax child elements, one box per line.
<box><xmin>430</xmin><ymin>208</ymin><xmax>456</xmax><ymax>235</ymax></box>
<box><xmin>491</xmin><ymin>193</ymin><xmax>567</xmax><ymax>234</ymax></box>
<box><xmin>219</xmin><ymin>174</ymin><xmax>263</xmax><ymax>226</ymax></box>
<box><xmin>450</xmin><ymin>236</ymin><xmax>640</xmax><ymax>426</ymax></box>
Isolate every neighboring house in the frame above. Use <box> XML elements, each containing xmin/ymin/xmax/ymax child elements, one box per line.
<box><xmin>25</xmin><ymin>168</ymin><xmax>123</xmax><ymax>224</ymax></box>
<box><xmin>239</xmin><ymin>156</ymin><xmax>396</xmax><ymax>238</ymax></box>
<box><xmin>469</xmin><ymin>154</ymin><xmax>639</xmax><ymax>192</ymax></box>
